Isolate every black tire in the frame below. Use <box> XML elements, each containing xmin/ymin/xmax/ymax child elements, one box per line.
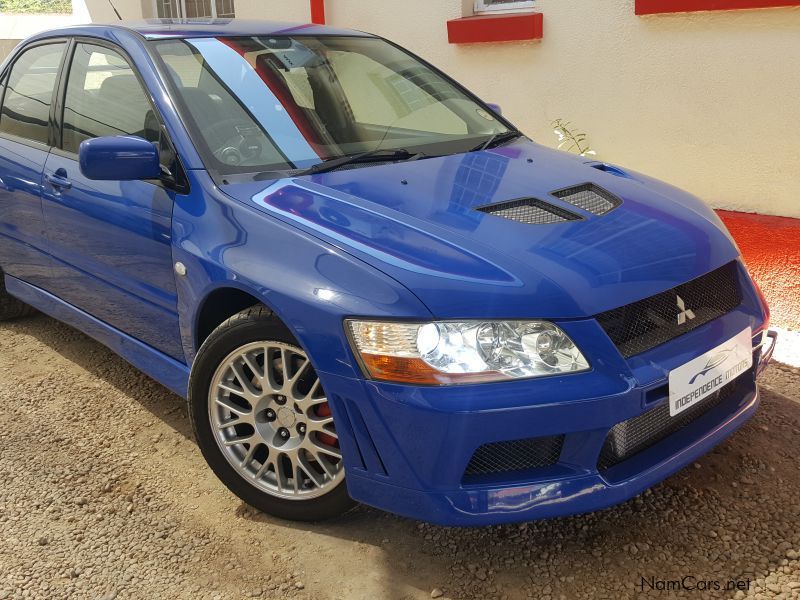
<box><xmin>0</xmin><ymin>272</ymin><xmax>36</xmax><ymax>321</ymax></box>
<box><xmin>188</xmin><ymin>305</ymin><xmax>356</xmax><ymax>521</ymax></box>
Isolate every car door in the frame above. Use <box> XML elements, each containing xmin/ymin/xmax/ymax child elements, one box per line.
<box><xmin>41</xmin><ymin>39</ymin><xmax>185</xmax><ymax>361</ymax></box>
<box><xmin>0</xmin><ymin>41</ymin><xmax>67</xmax><ymax>288</ymax></box>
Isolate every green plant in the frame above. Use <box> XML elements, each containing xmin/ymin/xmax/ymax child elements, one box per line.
<box><xmin>552</xmin><ymin>119</ymin><xmax>596</xmax><ymax>157</ymax></box>
<box><xmin>0</xmin><ymin>0</ymin><xmax>72</xmax><ymax>14</ymax></box>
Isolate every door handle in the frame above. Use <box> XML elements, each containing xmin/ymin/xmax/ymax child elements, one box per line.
<box><xmin>45</xmin><ymin>172</ymin><xmax>72</xmax><ymax>190</ymax></box>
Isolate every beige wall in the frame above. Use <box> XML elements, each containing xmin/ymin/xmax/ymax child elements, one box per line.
<box><xmin>82</xmin><ymin>0</ymin><xmax>151</xmax><ymax>21</ymax></box>
<box><xmin>241</xmin><ymin>0</ymin><xmax>800</xmax><ymax>218</ymax></box>
<box><xmin>0</xmin><ymin>39</ymin><xmax>21</xmax><ymax>63</ymax></box>
<box><xmin>3</xmin><ymin>0</ymin><xmax>798</xmax><ymax>217</ymax></box>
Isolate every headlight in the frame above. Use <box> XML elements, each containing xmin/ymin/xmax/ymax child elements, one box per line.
<box><xmin>346</xmin><ymin>320</ymin><xmax>589</xmax><ymax>385</ymax></box>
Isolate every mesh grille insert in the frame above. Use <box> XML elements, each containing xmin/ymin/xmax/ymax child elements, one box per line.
<box><xmin>596</xmin><ymin>262</ymin><xmax>742</xmax><ymax>358</ymax></box>
<box><xmin>552</xmin><ymin>183</ymin><xmax>622</xmax><ymax>215</ymax></box>
<box><xmin>598</xmin><ymin>379</ymin><xmax>740</xmax><ymax>470</ymax></box>
<box><xmin>477</xmin><ymin>198</ymin><xmax>582</xmax><ymax>225</ymax></box>
<box><xmin>464</xmin><ymin>435</ymin><xmax>564</xmax><ymax>478</ymax></box>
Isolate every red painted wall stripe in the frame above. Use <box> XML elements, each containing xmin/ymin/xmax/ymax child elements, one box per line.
<box><xmin>718</xmin><ymin>211</ymin><xmax>800</xmax><ymax>331</ymax></box>
<box><xmin>447</xmin><ymin>13</ymin><xmax>543</xmax><ymax>44</ymax></box>
<box><xmin>636</xmin><ymin>0</ymin><xmax>800</xmax><ymax>14</ymax></box>
<box><xmin>311</xmin><ymin>0</ymin><xmax>326</xmax><ymax>24</ymax></box>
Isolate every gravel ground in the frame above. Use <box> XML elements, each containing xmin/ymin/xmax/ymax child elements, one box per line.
<box><xmin>0</xmin><ymin>314</ymin><xmax>798</xmax><ymax>600</ymax></box>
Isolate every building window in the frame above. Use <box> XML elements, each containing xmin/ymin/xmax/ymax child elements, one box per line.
<box><xmin>474</xmin><ymin>0</ymin><xmax>535</xmax><ymax>13</ymax></box>
<box><xmin>154</xmin><ymin>0</ymin><xmax>234</xmax><ymax>19</ymax></box>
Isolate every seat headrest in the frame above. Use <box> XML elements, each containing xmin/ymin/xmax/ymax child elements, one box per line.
<box><xmin>98</xmin><ymin>74</ymin><xmax>141</xmax><ymax>101</ymax></box>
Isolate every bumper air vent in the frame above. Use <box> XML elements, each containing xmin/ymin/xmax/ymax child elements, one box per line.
<box><xmin>463</xmin><ymin>435</ymin><xmax>564</xmax><ymax>480</ymax></box>
<box><xmin>598</xmin><ymin>379</ymin><xmax>739</xmax><ymax>470</ymax></box>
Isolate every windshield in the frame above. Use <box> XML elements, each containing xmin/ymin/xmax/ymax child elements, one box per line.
<box><xmin>151</xmin><ymin>35</ymin><xmax>513</xmax><ymax>178</ymax></box>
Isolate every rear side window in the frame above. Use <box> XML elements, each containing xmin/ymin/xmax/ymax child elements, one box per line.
<box><xmin>0</xmin><ymin>42</ymin><xmax>65</xmax><ymax>145</ymax></box>
<box><xmin>62</xmin><ymin>43</ymin><xmax>157</xmax><ymax>154</ymax></box>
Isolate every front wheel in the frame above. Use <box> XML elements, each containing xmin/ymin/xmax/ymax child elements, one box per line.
<box><xmin>188</xmin><ymin>306</ymin><xmax>354</xmax><ymax>521</ymax></box>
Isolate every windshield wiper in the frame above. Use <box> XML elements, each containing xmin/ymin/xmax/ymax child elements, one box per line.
<box><xmin>297</xmin><ymin>148</ymin><xmax>426</xmax><ymax>176</ymax></box>
<box><xmin>470</xmin><ymin>130</ymin><xmax>523</xmax><ymax>153</ymax></box>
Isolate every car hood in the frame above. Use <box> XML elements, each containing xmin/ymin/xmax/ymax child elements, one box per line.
<box><xmin>222</xmin><ymin>140</ymin><xmax>740</xmax><ymax>319</ymax></box>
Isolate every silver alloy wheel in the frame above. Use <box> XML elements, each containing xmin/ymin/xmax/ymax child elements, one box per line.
<box><xmin>208</xmin><ymin>341</ymin><xmax>344</xmax><ymax>500</ymax></box>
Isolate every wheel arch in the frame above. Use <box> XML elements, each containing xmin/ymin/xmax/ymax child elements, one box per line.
<box><xmin>193</xmin><ymin>285</ymin><xmax>293</xmax><ymax>353</ymax></box>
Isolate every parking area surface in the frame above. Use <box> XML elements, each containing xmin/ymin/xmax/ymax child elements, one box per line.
<box><xmin>0</xmin><ymin>314</ymin><xmax>798</xmax><ymax>600</ymax></box>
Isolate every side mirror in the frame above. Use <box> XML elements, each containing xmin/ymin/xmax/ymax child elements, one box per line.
<box><xmin>79</xmin><ymin>136</ymin><xmax>160</xmax><ymax>181</ymax></box>
<box><xmin>486</xmin><ymin>102</ymin><xmax>503</xmax><ymax>116</ymax></box>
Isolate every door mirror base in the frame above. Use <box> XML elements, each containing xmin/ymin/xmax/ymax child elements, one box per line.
<box><xmin>486</xmin><ymin>103</ymin><xmax>503</xmax><ymax>116</ymax></box>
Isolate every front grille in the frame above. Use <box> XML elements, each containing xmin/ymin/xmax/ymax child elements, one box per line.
<box><xmin>552</xmin><ymin>183</ymin><xmax>622</xmax><ymax>215</ymax></box>
<box><xmin>464</xmin><ymin>435</ymin><xmax>564</xmax><ymax>478</ymax></box>
<box><xmin>598</xmin><ymin>380</ymin><xmax>739</xmax><ymax>470</ymax></box>
<box><xmin>477</xmin><ymin>198</ymin><xmax>582</xmax><ymax>225</ymax></box>
<box><xmin>596</xmin><ymin>262</ymin><xmax>742</xmax><ymax>358</ymax></box>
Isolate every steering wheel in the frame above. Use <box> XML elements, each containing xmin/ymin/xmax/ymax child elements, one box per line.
<box><xmin>207</xmin><ymin>118</ymin><xmax>263</xmax><ymax>167</ymax></box>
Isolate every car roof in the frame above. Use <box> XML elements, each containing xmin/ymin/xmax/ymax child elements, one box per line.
<box><xmin>28</xmin><ymin>19</ymin><xmax>373</xmax><ymax>42</ymax></box>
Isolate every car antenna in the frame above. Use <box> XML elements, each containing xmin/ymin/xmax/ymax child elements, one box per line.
<box><xmin>106</xmin><ymin>0</ymin><xmax>122</xmax><ymax>20</ymax></box>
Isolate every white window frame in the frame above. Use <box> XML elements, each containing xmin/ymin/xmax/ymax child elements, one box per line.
<box><xmin>152</xmin><ymin>0</ymin><xmax>234</xmax><ymax>19</ymax></box>
<box><xmin>474</xmin><ymin>0</ymin><xmax>535</xmax><ymax>13</ymax></box>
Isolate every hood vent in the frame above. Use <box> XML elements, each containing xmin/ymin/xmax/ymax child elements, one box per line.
<box><xmin>477</xmin><ymin>198</ymin><xmax>582</xmax><ymax>225</ymax></box>
<box><xmin>587</xmin><ymin>162</ymin><xmax>632</xmax><ymax>179</ymax></box>
<box><xmin>552</xmin><ymin>183</ymin><xmax>622</xmax><ymax>216</ymax></box>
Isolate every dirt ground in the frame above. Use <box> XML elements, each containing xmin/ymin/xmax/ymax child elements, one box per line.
<box><xmin>0</xmin><ymin>314</ymin><xmax>798</xmax><ymax>600</ymax></box>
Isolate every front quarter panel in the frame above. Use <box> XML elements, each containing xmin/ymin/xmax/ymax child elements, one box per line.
<box><xmin>172</xmin><ymin>171</ymin><xmax>432</xmax><ymax>378</ymax></box>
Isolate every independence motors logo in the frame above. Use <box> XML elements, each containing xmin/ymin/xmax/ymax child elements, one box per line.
<box><xmin>672</xmin><ymin>355</ymin><xmax>749</xmax><ymax>414</ymax></box>
<box><xmin>668</xmin><ymin>329</ymin><xmax>753</xmax><ymax>417</ymax></box>
<box><xmin>689</xmin><ymin>348</ymin><xmax>735</xmax><ymax>385</ymax></box>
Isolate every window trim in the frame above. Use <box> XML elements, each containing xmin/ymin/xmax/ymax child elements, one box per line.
<box><xmin>474</xmin><ymin>0</ymin><xmax>535</xmax><ymax>14</ymax></box>
<box><xmin>52</xmin><ymin>36</ymin><xmax>189</xmax><ymax>193</ymax></box>
<box><xmin>635</xmin><ymin>0</ymin><xmax>800</xmax><ymax>13</ymax></box>
<box><xmin>0</xmin><ymin>38</ymin><xmax>70</xmax><ymax>151</ymax></box>
<box><xmin>447</xmin><ymin>12</ymin><xmax>543</xmax><ymax>44</ymax></box>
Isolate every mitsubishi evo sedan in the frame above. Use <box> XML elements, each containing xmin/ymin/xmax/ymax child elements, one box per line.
<box><xmin>0</xmin><ymin>20</ymin><xmax>776</xmax><ymax>525</ymax></box>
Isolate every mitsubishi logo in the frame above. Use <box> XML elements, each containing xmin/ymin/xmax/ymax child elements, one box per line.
<box><xmin>676</xmin><ymin>295</ymin><xmax>696</xmax><ymax>325</ymax></box>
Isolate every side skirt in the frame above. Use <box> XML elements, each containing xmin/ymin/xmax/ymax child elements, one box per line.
<box><xmin>4</xmin><ymin>275</ymin><xmax>190</xmax><ymax>398</ymax></box>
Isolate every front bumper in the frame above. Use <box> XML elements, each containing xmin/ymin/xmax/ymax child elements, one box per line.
<box><xmin>322</xmin><ymin>302</ymin><xmax>773</xmax><ymax>526</ymax></box>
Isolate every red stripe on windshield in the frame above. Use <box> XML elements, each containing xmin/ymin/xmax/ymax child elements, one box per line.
<box><xmin>217</xmin><ymin>37</ymin><xmax>325</xmax><ymax>159</ymax></box>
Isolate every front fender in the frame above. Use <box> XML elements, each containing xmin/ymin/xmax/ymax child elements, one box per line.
<box><xmin>171</xmin><ymin>171</ymin><xmax>432</xmax><ymax>378</ymax></box>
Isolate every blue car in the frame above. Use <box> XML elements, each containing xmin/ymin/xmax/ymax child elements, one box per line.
<box><xmin>0</xmin><ymin>19</ymin><xmax>776</xmax><ymax>525</ymax></box>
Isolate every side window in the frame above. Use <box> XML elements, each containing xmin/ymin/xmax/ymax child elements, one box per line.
<box><xmin>62</xmin><ymin>43</ymin><xmax>158</xmax><ymax>154</ymax></box>
<box><xmin>0</xmin><ymin>43</ymin><xmax>66</xmax><ymax>145</ymax></box>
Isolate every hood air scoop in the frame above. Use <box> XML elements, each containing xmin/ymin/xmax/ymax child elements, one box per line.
<box><xmin>551</xmin><ymin>183</ymin><xmax>622</xmax><ymax>216</ymax></box>
<box><xmin>477</xmin><ymin>198</ymin><xmax>582</xmax><ymax>225</ymax></box>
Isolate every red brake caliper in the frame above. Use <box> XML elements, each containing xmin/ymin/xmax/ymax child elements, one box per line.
<box><xmin>315</xmin><ymin>403</ymin><xmax>339</xmax><ymax>448</ymax></box>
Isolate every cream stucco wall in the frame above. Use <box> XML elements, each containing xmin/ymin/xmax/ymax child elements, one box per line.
<box><xmin>242</xmin><ymin>0</ymin><xmax>800</xmax><ymax>218</ymax></box>
<box><xmin>2</xmin><ymin>0</ymin><xmax>797</xmax><ymax>217</ymax></box>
